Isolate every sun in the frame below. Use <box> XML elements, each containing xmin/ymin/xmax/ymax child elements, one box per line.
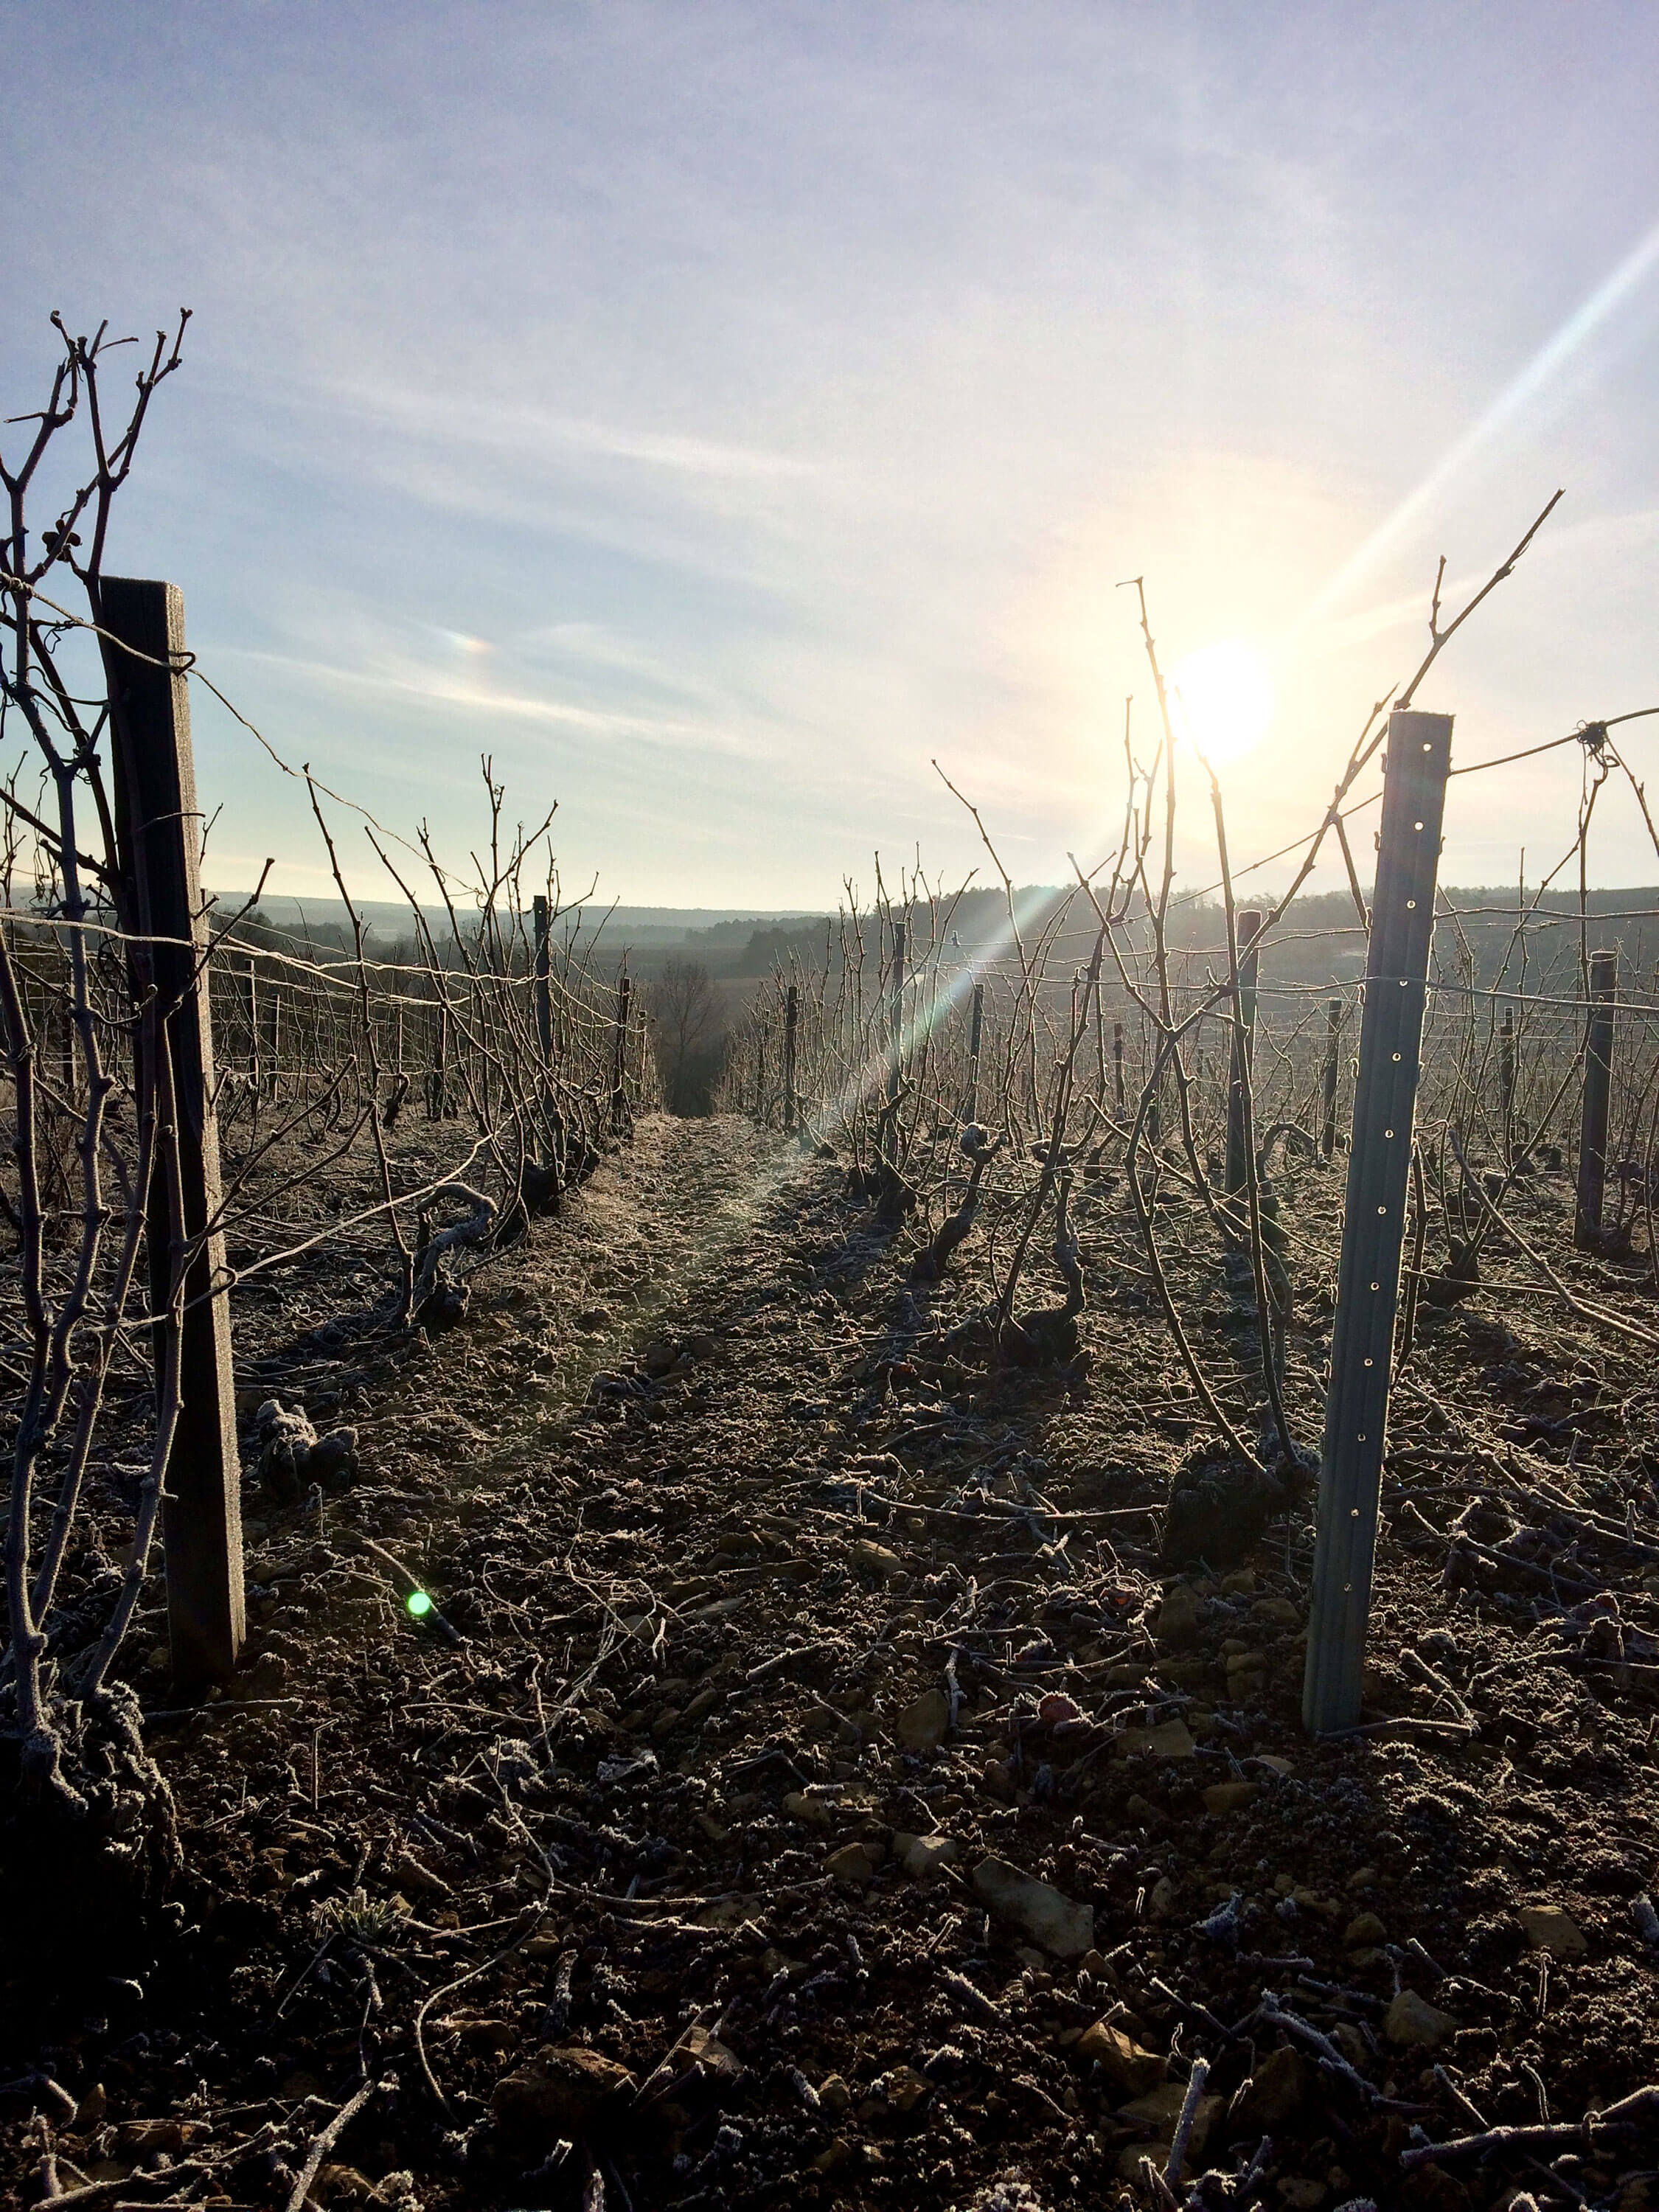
<box><xmin>1169</xmin><ymin>641</ymin><xmax>1274</xmax><ymax>766</ymax></box>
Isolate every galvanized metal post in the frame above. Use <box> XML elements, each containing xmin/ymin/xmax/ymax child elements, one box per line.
<box><xmin>1304</xmin><ymin>709</ymin><xmax>1453</xmax><ymax>1736</ymax></box>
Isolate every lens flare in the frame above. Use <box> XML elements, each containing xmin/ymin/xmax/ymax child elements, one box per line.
<box><xmin>1170</xmin><ymin>641</ymin><xmax>1274</xmax><ymax>766</ymax></box>
<box><xmin>406</xmin><ymin>1589</ymin><xmax>434</xmax><ymax>1618</ymax></box>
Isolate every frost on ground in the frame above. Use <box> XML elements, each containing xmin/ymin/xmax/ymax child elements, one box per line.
<box><xmin>4</xmin><ymin>1113</ymin><xmax>1659</xmax><ymax>2211</ymax></box>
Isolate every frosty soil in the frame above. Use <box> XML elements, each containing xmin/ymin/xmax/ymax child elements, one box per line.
<box><xmin>5</xmin><ymin>1113</ymin><xmax>1659</xmax><ymax>2212</ymax></box>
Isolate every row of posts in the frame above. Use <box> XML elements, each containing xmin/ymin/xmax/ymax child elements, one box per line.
<box><xmin>860</xmin><ymin>719</ymin><xmax>1621</xmax><ymax>1736</ymax></box>
<box><xmin>79</xmin><ymin>582</ymin><xmax>644</xmax><ymax>1690</ymax></box>
<box><xmin>74</xmin><ymin>601</ymin><xmax>1635</xmax><ymax>1731</ymax></box>
<box><xmin>1303</xmin><ymin>719</ymin><xmax>1626</xmax><ymax>1728</ymax></box>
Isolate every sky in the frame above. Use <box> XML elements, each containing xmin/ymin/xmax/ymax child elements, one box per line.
<box><xmin>5</xmin><ymin>2</ymin><xmax>1659</xmax><ymax>912</ymax></box>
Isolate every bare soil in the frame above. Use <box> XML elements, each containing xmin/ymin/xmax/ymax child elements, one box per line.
<box><xmin>5</xmin><ymin>1113</ymin><xmax>1659</xmax><ymax>2212</ymax></box>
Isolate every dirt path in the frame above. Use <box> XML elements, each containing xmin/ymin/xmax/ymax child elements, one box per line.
<box><xmin>5</xmin><ymin>1116</ymin><xmax>1659</xmax><ymax>2212</ymax></box>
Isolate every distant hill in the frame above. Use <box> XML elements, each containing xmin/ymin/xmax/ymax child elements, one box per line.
<box><xmin>184</xmin><ymin>882</ymin><xmax>1659</xmax><ymax>995</ymax></box>
<box><xmin>206</xmin><ymin>892</ymin><xmax>829</xmax><ymax>948</ymax></box>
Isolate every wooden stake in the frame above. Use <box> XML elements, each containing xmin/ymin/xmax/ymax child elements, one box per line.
<box><xmin>783</xmin><ymin>983</ymin><xmax>799</xmax><ymax>1132</ymax></box>
<box><xmin>245</xmin><ymin>955</ymin><xmax>260</xmax><ymax>1086</ymax></box>
<box><xmin>967</xmin><ymin>979</ymin><xmax>984</xmax><ymax>1125</ymax></box>
<box><xmin>611</xmin><ymin>973</ymin><xmax>631</xmax><ymax>1133</ymax></box>
<box><xmin>1499</xmin><ymin>1004</ymin><xmax>1516</xmax><ymax>1165</ymax></box>
<box><xmin>887</xmin><ymin>922</ymin><xmax>907</xmax><ymax>1112</ymax></box>
<box><xmin>1321</xmin><ymin>998</ymin><xmax>1341</xmax><ymax>1161</ymax></box>
<box><xmin>100</xmin><ymin>577</ymin><xmax>244</xmax><ymax>1690</ymax></box>
<box><xmin>1574</xmin><ymin>949</ymin><xmax>1618</xmax><ymax>1249</ymax></box>
<box><xmin>1303</xmin><ymin>709</ymin><xmax>1452</xmax><ymax>1736</ymax></box>
<box><xmin>532</xmin><ymin>894</ymin><xmax>552</xmax><ymax>1062</ymax></box>
<box><xmin>880</xmin><ymin>920</ymin><xmax>906</xmax><ymax>1168</ymax></box>
<box><xmin>429</xmin><ymin>999</ymin><xmax>448</xmax><ymax>1121</ymax></box>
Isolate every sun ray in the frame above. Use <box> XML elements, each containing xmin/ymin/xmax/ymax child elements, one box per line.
<box><xmin>1295</xmin><ymin>213</ymin><xmax>1659</xmax><ymax>634</ymax></box>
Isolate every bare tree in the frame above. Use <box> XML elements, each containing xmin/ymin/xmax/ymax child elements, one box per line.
<box><xmin>648</xmin><ymin>956</ymin><xmax>722</xmax><ymax>1113</ymax></box>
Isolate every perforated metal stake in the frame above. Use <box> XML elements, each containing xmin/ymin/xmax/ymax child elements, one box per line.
<box><xmin>1303</xmin><ymin>710</ymin><xmax>1452</xmax><ymax>1736</ymax></box>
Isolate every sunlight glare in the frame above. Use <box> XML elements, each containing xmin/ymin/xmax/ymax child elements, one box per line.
<box><xmin>1169</xmin><ymin>641</ymin><xmax>1274</xmax><ymax>766</ymax></box>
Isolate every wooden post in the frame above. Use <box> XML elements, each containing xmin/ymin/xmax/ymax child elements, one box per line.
<box><xmin>532</xmin><ymin>894</ymin><xmax>552</xmax><ymax>1063</ymax></box>
<box><xmin>1303</xmin><ymin>710</ymin><xmax>1452</xmax><ymax>1736</ymax></box>
<box><xmin>1141</xmin><ymin>1013</ymin><xmax>1162</xmax><ymax>1149</ymax></box>
<box><xmin>887</xmin><ymin>923</ymin><xmax>907</xmax><ymax>1107</ymax></box>
<box><xmin>1320</xmin><ymin>998</ymin><xmax>1341</xmax><ymax>1161</ymax></box>
<box><xmin>429</xmin><ymin>999</ymin><xmax>448</xmax><ymax>1121</ymax></box>
<box><xmin>1223</xmin><ymin>908</ymin><xmax>1264</xmax><ymax>1203</ymax></box>
<box><xmin>611</xmin><ymin>973</ymin><xmax>631</xmax><ymax>1133</ymax></box>
<box><xmin>57</xmin><ymin>933</ymin><xmax>77</xmax><ymax>1105</ymax></box>
<box><xmin>1112</xmin><ymin>1018</ymin><xmax>1125</xmax><ymax>1112</ymax></box>
<box><xmin>99</xmin><ymin>578</ymin><xmax>244</xmax><ymax>1689</ymax></box>
<box><xmin>783</xmin><ymin>984</ymin><xmax>799</xmax><ymax>1133</ymax></box>
<box><xmin>1499</xmin><ymin>1004</ymin><xmax>1516</xmax><ymax>1164</ymax></box>
<box><xmin>966</xmin><ymin>978</ymin><xmax>984</xmax><ymax>1125</ymax></box>
<box><xmin>882</xmin><ymin>920</ymin><xmax>908</xmax><ymax>1183</ymax></box>
<box><xmin>244</xmin><ymin>956</ymin><xmax>260</xmax><ymax>1087</ymax></box>
<box><xmin>1575</xmin><ymin>950</ymin><xmax>1618</xmax><ymax>1249</ymax></box>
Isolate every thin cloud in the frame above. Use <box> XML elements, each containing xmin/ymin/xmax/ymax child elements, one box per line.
<box><xmin>214</xmin><ymin>642</ymin><xmax>771</xmax><ymax>758</ymax></box>
<box><xmin>319</xmin><ymin>378</ymin><xmax>834</xmax><ymax>487</ymax></box>
<box><xmin>1298</xmin><ymin>507</ymin><xmax>1659</xmax><ymax>660</ymax></box>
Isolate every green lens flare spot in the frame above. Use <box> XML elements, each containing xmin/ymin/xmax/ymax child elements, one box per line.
<box><xmin>406</xmin><ymin>1590</ymin><xmax>434</xmax><ymax>1619</ymax></box>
